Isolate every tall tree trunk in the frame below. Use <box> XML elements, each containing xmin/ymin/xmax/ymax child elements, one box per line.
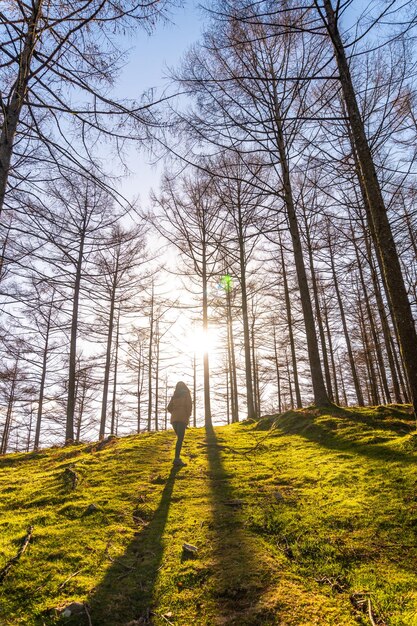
<box><xmin>193</xmin><ymin>352</ymin><xmax>197</xmax><ymax>427</ymax></box>
<box><xmin>351</xmin><ymin>227</ymin><xmax>391</xmax><ymax>403</ymax></box>
<box><xmin>272</xmin><ymin>99</ymin><xmax>329</xmax><ymax>405</ymax></box>
<box><xmin>111</xmin><ymin>309</ymin><xmax>120</xmax><ymax>435</ymax></box>
<box><xmin>154</xmin><ymin>322</ymin><xmax>160</xmax><ymax>432</ymax></box>
<box><xmin>27</xmin><ymin>405</ymin><xmax>34</xmax><ymax>452</ymax></box>
<box><xmin>322</xmin><ymin>295</ymin><xmax>340</xmax><ymax>405</ymax></box>
<box><xmin>362</xmin><ymin>227</ymin><xmax>403</xmax><ymax>403</ymax></box>
<box><xmin>34</xmin><ymin>295</ymin><xmax>53</xmax><ymax>450</ymax></box>
<box><xmin>237</xmin><ymin>200</ymin><xmax>256</xmax><ymax>419</ymax></box>
<box><xmin>0</xmin><ymin>371</ymin><xmax>17</xmax><ymax>454</ymax></box>
<box><xmin>137</xmin><ymin>342</ymin><xmax>143</xmax><ymax>433</ymax></box>
<box><xmin>403</xmin><ymin>205</ymin><xmax>417</xmax><ymax>261</ymax></box>
<box><xmin>347</xmin><ymin>116</ymin><xmax>410</xmax><ymax>403</ymax></box>
<box><xmin>76</xmin><ymin>370</ymin><xmax>87</xmax><ymax>443</ymax></box>
<box><xmin>147</xmin><ymin>282</ymin><xmax>155</xmax><ymax>431</ymax></box>
<box><xmin>202</xmin><ymin>232</ymin><xmax>212</xmax><ymax>427</ymax></box>
<box><xmin>250</xmin><ymin>312</ymin><xmax>260</xmax><ymax>416</ymax></box>
<box><xmin>320</xmin><ymin>0</ymin><xmax>417</xmax><ymax>416</ymax></box>
<box><xmin>226</xmin><ymin>363</ymin><xmax>230</xmax><ymax>425</ymax></box>
<box><xmin>357</xmin><ymin>294</ymin><xmax>380</xmax><ymax>405</ymax></box>
<box><xmin>328</xmin><ymin>234</ymin><xmax>364</xmax><ymax>405</ymax></box>
<box><xmin>66</xmin><ymin>230</ymin><xmax>86</xmax><ymax>442</ymax></box>
<box><xmin>0</xmin><ymin>1</ymin><xmax>43</xmax><ymax>217</ymax></box>
<box><xmin>1</xmin><ymin>353</ymin><xmax>20</xmax><ymax>454</ymax></box>
<box><xmin>0</xmin><ymin>223</ymin><xmax>11</xmax><ymax>283</ymax></box>
<box><xmin>99</xmin><ymin>271</ymin><xmax>117</xmax><ymax>439</ymax></box>
<box><xmin>279</xmin><ymin>238</ymin><xmax>302</xmax><ymax>408</ymax></box>
<box><xmin>226</xmin><ymin>311</ymin><xmax>235</xmax><ymax>423</ymax></box>
<box><xmin>285</xmin><ymin>350</ymin><xmax>295</xmax><ymax>409</ymax></box>
<box><xmin>302</xmin><ymin>205</ymin><xmax>333</xmax><ymax>400</ymax></box>
<box><xmin>226</xmin><ymin>286</ymin><xmax>239</xmax><ymax>422</ymax></box>
<box><xmin>164</xmin><ymin>377</ymin><xmax>168</xmax><ymax>430</ymax></box>
<box><xmin>338</xmin><ymin>357</ymin><xmax>348</xmax><ymax>406</ymax></box>
<box><xmin>273</xmin><ymin>323</ymin><xmax>282</xmax><ymax>412</ymax></box>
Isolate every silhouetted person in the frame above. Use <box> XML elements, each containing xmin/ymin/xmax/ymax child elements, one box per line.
<box><xmin>167</xmin><ymin>381</ymin><xmax>192</xmax><ymax>466</ymax></box>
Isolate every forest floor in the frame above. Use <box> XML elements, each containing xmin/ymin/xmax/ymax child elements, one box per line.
<box><xmin>1</xmin><ymin>405</ymin><xmax>417</xmax><ymax>626</ymax></box>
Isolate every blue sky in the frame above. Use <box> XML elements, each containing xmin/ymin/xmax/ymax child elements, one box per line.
<box><xmin>118</xmin><ymin>1</ymin><xmax>204</xmax><ymax>97</ymax></box>
<box><xmin>111</xmin><ymin>0</ymin><xmax>382</xmax><ymax>206</ymax></box>
<box><xmin>113</xmin><ymin>1</ymin><xmax>204</xmax><ymax>205</ymax></box>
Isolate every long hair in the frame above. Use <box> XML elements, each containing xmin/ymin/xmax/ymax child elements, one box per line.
<box><xmin>173</xmin><ymin>381</ymin><xmax>190</xmax><ymax>399</ymax></box>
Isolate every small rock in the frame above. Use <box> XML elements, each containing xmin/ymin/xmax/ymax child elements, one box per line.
<box><xmin>182</xmin><ymin>543</ymin><xmax>198</xmax><ymax>555</ymax></box>
<box><xmin>273</xmin><ymin>490</ymin><xmax>284</xmax><ymax>502</ymax></box>
<box><xmin>83</xmin><ymin>503</ymin><xmax>99</xmax><ymax>515</ymax></box>
<box><xmin>61</xmin><ymin>601</ymin><xmax>85</xmax><ymax>617</ymax></box>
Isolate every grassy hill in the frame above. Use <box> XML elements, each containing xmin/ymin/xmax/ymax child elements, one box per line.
<box><xmin>1</xmin><ymin>405</ymin><xmax>417</xmax><ymax>626</ymax></box>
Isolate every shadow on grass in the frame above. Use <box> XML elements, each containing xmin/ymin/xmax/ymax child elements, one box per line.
<box><xmin>0</xmin><ymin>450</ymin><xmax>51</xmax><ymax>467</ymax></box>
<box><xmin>274</xmin><ymin>409</ymin><xmax>415</xmax><ymax>465</ymax></box>
<box><xmin>204</xmin><ymin>424</ymin><xmax>275</xmax><ymax>625</ymax></box>
<box><xmin>67</xmin><ymin>465</ymin><xmax>181</xmax><ymax>626</ymax></box>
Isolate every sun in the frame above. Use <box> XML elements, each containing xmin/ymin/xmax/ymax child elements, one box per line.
<box><xmin>187</xmin><ymin>328</ymin><xmax>218</xmax><ymax>355</ymax></box>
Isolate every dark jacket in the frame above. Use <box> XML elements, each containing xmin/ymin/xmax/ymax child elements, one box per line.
<box><xmin>167</xmin><ymin>393</ymin><xmax>192</xmax><ymax>425</ymax></box>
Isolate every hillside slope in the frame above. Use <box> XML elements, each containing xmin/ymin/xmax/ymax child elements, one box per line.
<box><xmin>0</xmin><ymin>405</ymin><xmax>416</xmax><ymax>626</ymax></box>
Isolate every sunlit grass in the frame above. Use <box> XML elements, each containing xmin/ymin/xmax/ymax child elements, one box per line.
<box><xmin>0</xmin><ymin>406</ymin><xmax>416</xmax><ymax>625</ymax></box>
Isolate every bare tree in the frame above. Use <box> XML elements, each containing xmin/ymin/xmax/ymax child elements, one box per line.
<box><xmin>0</xmin><ymin>0</ymin><xmax>175</xmax><ymax>218</ymax></box>
<box><xmin>152</xmin><ymin>172</ymin><xmax>225</xmax><ymax>427</ymax></box>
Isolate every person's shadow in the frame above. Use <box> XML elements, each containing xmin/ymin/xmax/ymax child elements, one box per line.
<box><xmin>75</xmin><ymin>465</ymin><xmax>181</xmax><ymax>625</ymax></box>
<box><xmin>204</xmin><ymin>424</ymin><xmax>271</xmax><ymax>625</ymax></box>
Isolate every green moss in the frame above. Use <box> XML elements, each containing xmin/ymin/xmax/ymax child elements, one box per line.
<box><xmin>0</xmin><ymin>407</ymin><xmax>416</xmax><ymax>624</ymax></box>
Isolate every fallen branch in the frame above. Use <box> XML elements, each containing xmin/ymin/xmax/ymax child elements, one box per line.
<box><xmin>58</xmin><ymin>568</ymin><xmax>82</xmax><ymax>590</ymax></box>
<box><xmin>0</xmin><ymin>526</ymin><xmax>34</xmax><ymax>584</ymax></box>
<box><xmin>350</xmin><ymin>593</ymin><xmax>385</xmax><ymax>626</ymax></box>
<box><xmin>84</xmin><ymin>603</ymin><xmax>93</xmax><ymax>626</ymax></box>
<box><xmin>152</xmin><ymin>611</ymin><xmax>175</xmax><ymax>625</ymax></box>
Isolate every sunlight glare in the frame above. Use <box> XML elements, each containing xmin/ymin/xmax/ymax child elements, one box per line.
<box><xmin>187</xmin><ymin>328</ymin><xmax>218</xmax><ymax>355</ymax></box>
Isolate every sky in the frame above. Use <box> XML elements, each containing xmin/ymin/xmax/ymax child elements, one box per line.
<box><xmin>110</xmin><ymin>0</ymin><xmax>373</xmax><ymax>206</ymax></box>
<box><xmin>113</xmin><ymin>0</ymin><xmax>204</xmax><ymax>204</ymax></box>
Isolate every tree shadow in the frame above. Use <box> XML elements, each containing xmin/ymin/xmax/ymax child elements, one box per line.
<box><xmin>204</xmin><ymin>424</ymin><xmax>276</xmax><ymax>625</ymax></box>
<box><xmin>274</xmin><ymin>409</ymin><xmax>415</xmax><ymax>465</ymax></box>
<box><xmin>67</xmin><ymin>465</ymin><xmax>181</xmax><ymax>626</ymax></box>
<box><xmin>336</xmin><ymin>404</ymin><xmax>415</xmax><ymax>435</ymax></box>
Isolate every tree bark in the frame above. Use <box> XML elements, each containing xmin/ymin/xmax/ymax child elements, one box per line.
<box><xmin>226</xmin><ymin>286</ymin><xmax>239</xmax><ymax>422</ymax></box>
<box><xmin>363</xmin><ymin>228</ymin><xmax>403</xmax><ymax>403</ymax></box>
<box><xmin>66</xmin><ymin>229</ymin><xmax>86</xmax><ymax>442</ymax></box>
<box><xmin>201</xmin><ymin>217</ymin><xmax>212</xmax><ymax>427</ymax></box>
<box><xmin>0</xmin><ymin>366</ymin><xmax>17</xmax><ymax>455</ymax></box>
<box><xmin>328</xmin><ymin>234</ymin><xmax>364</xmax><ymax>405</ymax></box>
<box><xmin>99</xmin><ymin>268</ymin><xmax>117</xmax><ymax>439</ymax></box>
<box><xmin>111</xmin><ymin>309</ymin><xmax>120</xmax><ymax>435</ymax></box>
<box><xmin>321</xmin><ymin>0</ymin><xmax>417</xmax><ymax>415</ymax></box>
<box><xmin>279</xmin><ymin>237</ymin><xmax>302</xmax><ymax>408</ymax></box>
<box><xmin>154</xmin><ymin>322</ymin><xmax>160</xmax><ymax>432</ymax></box>
<box><xmin>147</xmin><ymin>282</ymin><xmax>155</xmax><ymax>431</ymax></box>
<box><xmin>0</xmin><ymin>1</ymin><xmax>43</xmax><ymax>217</ymax></box>
<box><xmin>302</xmin><ymin>205</ymin><xmax>333</xmax><ymax>400</ymax></box>
<box><xmin>322</xmin><ymin>295</ymin><xmax>340</xmax><ymax>405</ymax></box>
<box><xmin>273</xmin><ymin>104</ymin><xmax>329</xmax><ymax>406</ymax></box>
<box><xmin>34</xmin><ymin>295</ymin><xmax>53</xmax><ymax>450</ymax></box>
<box><xmin>357</xmin><ymin>293</ymin><xmax>380</xmax><ymax>405</ymax></box>
<box><xmin>351</xmin><ymin>226</ymin><xmax>391</xmax><ymax>403</ymax></box>
<box><xmin>237</xmin><ymin>199</ymin><xmax>256</xmax><ymax>418</ymax></box>
<box><xmin>273</xmin><ymin>323</ymin><xmax>282</xmax><ymax>413</ymax></box>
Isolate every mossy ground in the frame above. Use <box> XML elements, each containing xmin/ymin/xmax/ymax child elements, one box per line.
<box><xmin>1</xmin><ymin>405</ymin><xmax>417</xmax><ymax>625</ymax></box>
